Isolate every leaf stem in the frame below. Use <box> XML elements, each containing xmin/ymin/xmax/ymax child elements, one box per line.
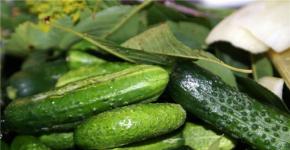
<box><xmin>102</xmin><ymin>0</ymin><xmax>153</xmax><ymax>38</ymax></box>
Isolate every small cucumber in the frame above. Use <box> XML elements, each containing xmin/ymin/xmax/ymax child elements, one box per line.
<box><xmin>182</xmin><ymin>122</ymin><xmax>234</xmax><ymax>150</ymax></box>
<box><xmin>169</xmin><ymin>62</ymin><xmax>290</xmax><ymax>150</ymax></box>
<box><xmin>7</xmin><ymin>60</ymin><xmax>68</xmax><ymax>99</ymax></box>
<box><xmin>56</xmin><ymin>62</ymin><xmax>133</xmax><ymax>87</ymax></box>
<box><xmin>112</xmin><ymin>131</ymin><xmax>184</xmax><ymax>150</ymax></box>
<box><xmin>5</xmin><ymin>65</ymin><xmax>169</xmax><ymax>133</ymax></box>
<box><xmin>39</xmin><ymin>132</ymin><xmax>73</xmax><ymax>149</ymax></box>
<box><xmin>67</xmin><ymin>50</ymin><xmax>106</xmax><ymax>69</ymax></box>
<box><xmin>1</xmin><ymin>140</ymin><xmax>10</xmax><ymax>150</ymax></box>
<box><xmin>10</xmin><ymin>136</ymin><xmax>50</xmax><ymax>150</ymax></box>
<box><xmin>75</xmin><ymin>103</ymin><xmax>186</xmax><ymax>149</ymax></box>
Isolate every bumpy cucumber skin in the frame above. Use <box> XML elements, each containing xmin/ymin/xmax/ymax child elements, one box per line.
<box><xmin>39</xmin><ymin>132</ymin><xmax>73</xmax><ymax>149</ymax></box>
<box><xmin>169</xmin><ymin>63</ymin><xmax>290</xmax><ymax>150</ymax></box>
<box><xmin>75</xmin><ymin>103</ymin><xmax>186</xmax><ymax>149</ymax></box>
<box><xmin>112</xmin><ymin>131</ymin><xmax>184</xmax><ymax>150</ymax></box>
<box><xmin>56</xmin><ymin>62</ymin><xmax>133</xmax><ymax>87</ymax></box>
<box><xmin>5</xmin><ymin>65</ymin><xmax>169</xmax><ymax>133</ymax></box>
<box><xmin>11</xmin><ymin>136</ymin><xmax>50</xmax><ymax>150</ymax></box>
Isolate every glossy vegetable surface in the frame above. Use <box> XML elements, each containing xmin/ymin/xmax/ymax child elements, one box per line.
<box><xmin>169</xmin><ymin>62</ymin><xmax>290</xmax><ymax>150</ymax></box>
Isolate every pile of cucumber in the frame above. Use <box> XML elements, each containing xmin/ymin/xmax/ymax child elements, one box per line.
<box><xmin>2</xmin><ymin>51</ymin><xmax>290</xmax><ymax>150</ymax></box>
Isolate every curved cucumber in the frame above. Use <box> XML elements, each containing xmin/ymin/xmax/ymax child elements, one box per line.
<box><xmin>67</xmin><ymin>50</ymin><xmax>106</xmax><ymax>69</ymax></box>
<box><xmin>169</xmin><ymin>62</ymin><xmax>290</xmax><ymax>150</ymax></box>
<box><xmin>11</xmin><ymin>136</ymin><xmax>50</xmax><ymax>150</ymax></box>
<box><xmin>39</xmin><ymin>132</ymin><xmax>73</xmax><ymax>149</ymax></box>
<box><xmin>75</xmin><ymin>103</ymin><xmax>186</xmax><ymax>149</ymax></box>
<box><xmin>56</xmin><ymin>62</ymin><xmax>133</xmax><ymax>87</ymax></box>
<box><xmin>5</xmin><ymin>65</ymin><xmax>169</xmax><ymax>133</ymax></box>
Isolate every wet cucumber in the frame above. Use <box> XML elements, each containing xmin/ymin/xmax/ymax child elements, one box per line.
<box><xmin>75</xmin><ymin>103</ymin><xmax>186</xmax><ymax>149</ymax></box>
<box><xmin>11</xmin><ymin>136</ymin><xmax>50</xmax><ymax>150</ymax></box>
<box><xmin>5</xmin><ymin>65</ymin><xmax>169</xmax><ymax>133</ymax></box>
<box><xmin>56</xmin><ymin>62</ymin><xmax>133</xmax><ymax>87</ymax></box>
<box><xmin>39</xmin><ymin>132</ymin><xmax>74</xmax><ymax>149</ymax></box>
<box><xmin>169</xmin><ymin>62</ymin><xmax>290</xmax><ymax>150</ymax></box>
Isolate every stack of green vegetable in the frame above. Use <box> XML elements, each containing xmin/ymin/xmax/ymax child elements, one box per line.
<box><xmin>1</xmin><ymin>0</ymin><xmax>290</xmax><ymax>150</ymax></box>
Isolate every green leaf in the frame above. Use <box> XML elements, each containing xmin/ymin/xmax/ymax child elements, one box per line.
<box><xmin>251</xmin><ymin>54</ymin><xmax>273</xmax><ymax>81</ymax></box>
<box><xmin>4</xmin><ymin>17</ymin><xmax>74</xmax><ymax>56</ymax></box>
<box><xmin>236</xmin><ymin>76</ymin><xmax>289</xmax><ymax>113</ymax></box>
<box><xmin>59</xmin><ymin>2</ymin><xmax>151</xmax><ymax>49</ymax></box>
<box><xmin>169</xmin><ymin>22</ymin><xmax>209</xmax><ymax>49</ymax></box>
<box><xmin>182</xmin><ymin>122</ymin><xmax>235</xmax><ymax>150</ymax></box>
<box><xmin>213</xmin><ymin>43</ymin><xmax>251</xmax><ymax>76</ymax></box>
<box><xmin>52</xmin><ymin>22</ymin><xmax>251</xmax><ymax>73</ymax></box>
<box><xmin>207</xmin><ymin>136</ymin><xmax>222</xmax><ymax>150</ymax></box>
<box><xmin>122</xmin><ymin>22</ymin><xmax>251</xmax><ymax>73</ymax></box>
<box><xmin>195</xmin><ymin>60</ymin><xmax>237</xmax><ymax>87</ymax></box>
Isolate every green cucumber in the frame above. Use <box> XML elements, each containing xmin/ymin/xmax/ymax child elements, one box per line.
<box><xmin>56</xmin><ymin>62</ymin><xmax>133</xmax><ymax>87</ymax></box>
<box><xmin>169</xmin><ymin>62</ymin><xmax>290</xmax><ymax>150</ymax></box>
<box><xmin>67</xmin><ymin>50</ymin><xmax>106</xmax><ymax>69</ymax></box>
<box><xmin>39</xmin><ymin>132</ymin><xmax>73</xmax><ymax>149</ymax></box>
<box><xmin>11</xmin><ymin>136</ymin><xmax>50</xmax><ymax>150</ymax></box>
<box><xmin>7</xmin><ymin>60</ymin><xmax>68</xmax><ymax>99</ymax></box>
<box><xmin>182</xmin><ymin>122</ymin><xmax>234</xmax><ymax>150</ymax></box>
<box><xmin>112</xmin><ymin>131</ymin><xmax>184</xmax><ymax>150</ymax></box>
<box><xmin>5</xmin><ymin>65</ymin><xmax>169</xmax><ymax>133</ymax></box>
<box><xmin>1</xmin><ymin>140</ymin><xmax>10</xmax><ymax>150</ymax></box>
<box><xmin>75</xmin><ymin>103</ymin><xmax>186</xmax><ymax>149</ymax></box>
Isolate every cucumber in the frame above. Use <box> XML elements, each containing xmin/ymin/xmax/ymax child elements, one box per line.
<box><xmin>7</xmin><ymin>60</ymin><xmax>68</xmax><ymax>99</ymax></box>
<box><xmin>67</xmin><ymin>50</ymin><xmax>106</xmax><ymax>69</ymax></box>
<box><xmin>1</xmin><ymin>140</ymin><xmax>10</xmax><ymax>150</ymax></box>
<box><xmin>169</xmin><ymin>62</ymin><xmax>290</xmax><ymax>150</ymax></box>
<box><xmin>75</xmin><ymin>103</ymin><xmax>186</xmax><ymax>149</ymax></box>
<box><xmin>112</xmin><ymin>131</ymin><xmax>184</xmax><ymax>150</ymax></box>
<box><xmin>5</xmin><ymin>65</ymin><xmax>169</xmax><ymax>133</ymax></box>
<box><xmin>10</xmin><ymin>136</ymin><xmax>50</xmax><ymax>150</ymax></box>
<box><xmin>39</xmin><ymin>132</ymin><xmax>73</xmax><ymax>149</ymax></box>
<box><xmin>182</xmin><ymin>122</ymin><xmax>234</xmax><ymax>150</ymax></box>
<box><xmin>56</xmin><ymin>62</ymin><xmax>133</xmax><ymax>87</ymax></box>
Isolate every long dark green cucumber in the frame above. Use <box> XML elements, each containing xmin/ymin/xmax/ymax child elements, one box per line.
<box><xmin>75</xmin><ymin>103</ymin><xmax>186</xmax><ymax>149</ymax></box>
<box><xmin>56</xmin><ymin>62</ymin><xmax>133</xmax><ymax>87</ymax></box>
<box><xmin>4</xmin><ymin>65</ymin><xmax>169</xmax><ymax>133</ymax></box>
<box><xmin>39</xmin><ymin>132</ymin><xmax>74</xmax><ymax>149</ymax></box>
<box><xmin>169</xmin><ymin>62</ymin><xmax>290</xmax><ymax>150</ymax></box>
<box><xmin>11</xmin><ymin>136</ymin><xmax>50</xmax><ymax>150</ymax></box>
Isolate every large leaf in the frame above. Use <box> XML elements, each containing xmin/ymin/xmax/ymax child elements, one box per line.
<box><xmin>59</xmin><ymin>1</ymin><xmax>152</xmax><ymax>49</ymax></box>
<box><xmin>4</xmin><ymin>17</ymin><xmax>74</xmax><ymax>56</ymax></box>
<box><xmin>122</xmin><ymin>22</ymin><xmax>251</xmax><ymax>73</ymax></box>
<box><xmin>195</xmin><ymin>60</ymin><xmax>237</xmax><ymax>87</ymax></box>
<box><xmin>213</xmin><ymin>42</ymin><xmax>251</xmax><ymax>76</ymax></box>
<box><xmin>169</xmin><ymin>22</ymin><xmax>209</xmax><ymax>49</ymax></box>
<box><xmin>236</xmin><ymin>76</ymin><xmax>289</xmax><ymax>113</ymax></box>
<box><xmin>52</xmin><ymin>21</ymin><xmax>251</xmax><ymax>73</ymax></box>
<box><xmin>251</xmin><ymin>53</ymin><xmax>273</xmax><ymax>81</ymax></box>
<box><xmin>182</xmin><ymin>122</ymin><xmax>235</xmax><ymax>150</ymax></box>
